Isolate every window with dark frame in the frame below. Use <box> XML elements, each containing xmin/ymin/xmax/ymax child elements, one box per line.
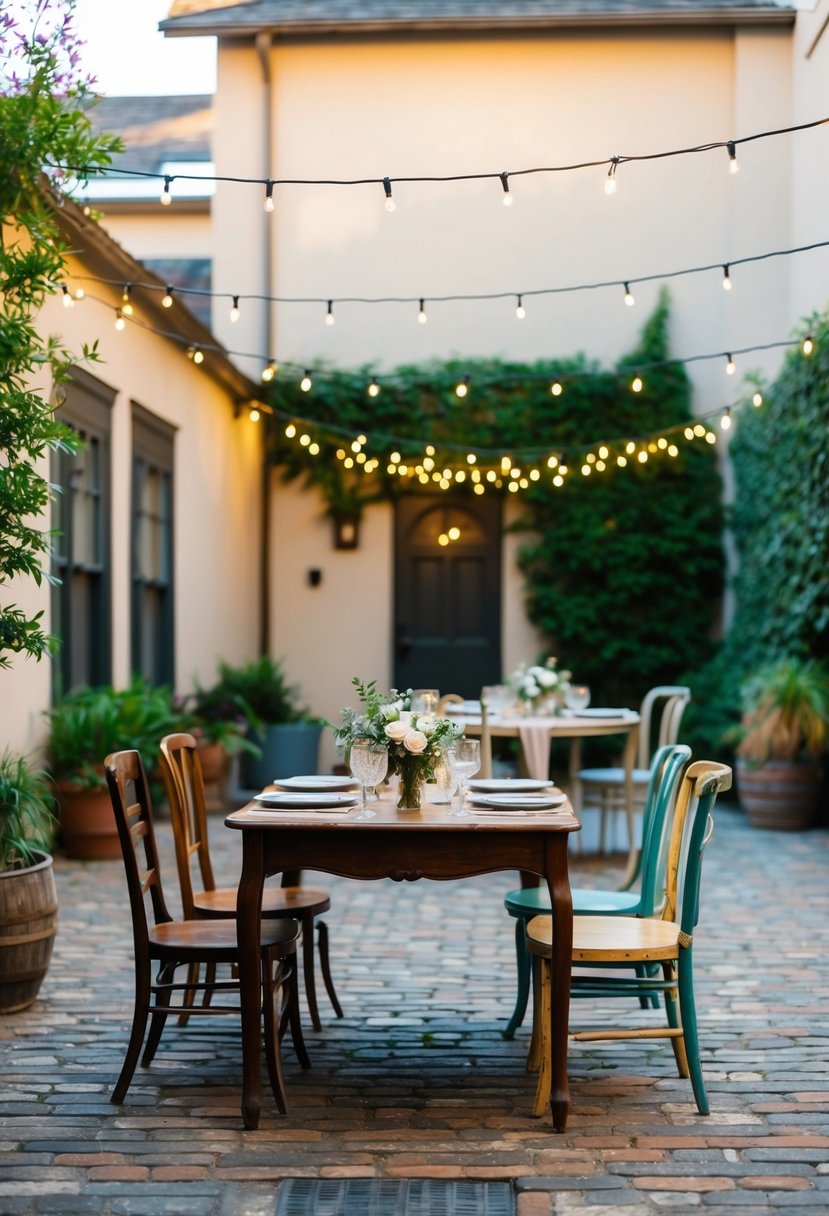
<box><xmin>50</xmin><ymin>371</ymin><xmax>114</xmax><ymax>697</ymax></box>
<box><xmin>131</xmin><ymin>405</ymin><xmax>176</xmax><ymax>685</ymax></box>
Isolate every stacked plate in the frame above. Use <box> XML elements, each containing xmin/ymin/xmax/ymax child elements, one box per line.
<box><xmin>466</xmin><ymin>778</ymin><xmax>568</xmax><ymax>814</ymax></box>
<box><xmin>251</xmin><ymin>774</ymin><xmax>359</xmax><ymax>812</ymax></box>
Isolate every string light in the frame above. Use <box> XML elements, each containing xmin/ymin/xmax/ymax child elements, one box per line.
<box><xmin>725</xmin><ymin>353</ymin><xmax>736</xmax><ymax>375</ymax></box>
<box><xmin>249</xmin><ymin>407</ymin><xmax>261</xmax><ymax>422</ymax></box>
<box><xmin>623</xmin><ymin>282</ymin><xmax>635</xmax><ymax>307</ymax></box>
<box><xmin>752</xmin><ymin>391</ymin><xmax>763</xmax><ymax>406</ymax></box>
<box><xmin>61</xmin><ymin>284</ymin><xmax>73</xmax><ymax>308</ymax></box>
<box><xmin>367</xmin><ymin>378</ymin><xmax>381</xmax><ymax>398</ymax></box>
<box><xmin>455</xmin><ymin>375</ymin><xmax>470</xmax><ymax>398</ymax></box>
<box><xmin>604</xmin><ymin>156</ymin><xmax>619</xmax><ymax>195</ymax></box>
<box><xmin>550</xmin><ymin>381</ymin><xmax>563</xmax><ymax>397</ymax></box>
<box><xmin>114</xmin><ymin>308</ymin><xmax>125</xmax><ymax>330</ymax></box>
<box><xmin>417</xmin><ymin>299</ymin><xmax>428</xmax><ymax>324</ymax></box>
<box><xmin>500</xmin><ymin>171</ymin><xmax>513</xmax><ymax>207</ymax></box>
<box><xmin>802</xmin><ymin>334</ymin><xmax>814</xmax><ymax>355</ymax></box>
<box><xmin>230</xmin><ymin>295</ymin><xmax>240</xmax><ymax>323</ymax></box>
<box><xmin>261</xmin><ymin>359</ymin><xmax>276</xmax><ymax>382</ymax></box>
<box><xmin>722</xmin><ymin>264</ymin><xmax>732</xmax><ymax>291</ymax></box>
<box><xmin>515</xmin><ymin>295</ymin><xmax>526</xmax><ymax>320</ymax></box>
<box><xmin>383</xmin><ymin>176</ymin><xmax>396</xmax><ymax>213</ymax></box>
<box><xmin>300</xmin><ymin>370</ymin><xmax>313</xmax><ymax>392</ymax></box>
<box><xmin>193</xmin><ymin>348</ymin><xmax>204</xmax><ymax>365</ymax></box>
<box><xmin>721</xmin><ymin>407</ymin><xmax>732</xmax><ymax>430</ymax></box>
<box><xmin>325</xmin><ymin>300</ymin><xmax>335</xmax><ymax>327</ymax></box>
<box><xmin>631</xmin><ymin>375</ymin><xmax>643</xmax><ymax>393</ymax></box>
<box><xmin>121</xmin><ymin>284</ymin><xmax>133</xmax><ymax>315</ymax></box>
<box><xmin>162</xmin><ymin>285</ymin><xmax>174</xmax><ymax>308</ymax></box>
<box><xmin>264</xmin><ymin>180</ymin><xmax>275</xmax><ymax>212</ymax></box>
<box><xmin>160</xmin><ymin>175</ymin><xmax>172</xmax><ymax>206</ymax></box>
<box><xmin>726</xmin><ymin>140</ymin><xmax>740</xmax><ymax>174</ymax></box>
<box><xmin>74</xmin><ymin>287</ymin><xmax>85</xmax><ymax>302</ymax></box>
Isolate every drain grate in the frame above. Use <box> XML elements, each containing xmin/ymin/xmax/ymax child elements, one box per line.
<box><xmin>275</xmin><ymin>1179</ymin><xmax>514</xmax><ymax>1216</ymax></box>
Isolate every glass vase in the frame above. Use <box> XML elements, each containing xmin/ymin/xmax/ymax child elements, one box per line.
<box><xmin>397</xmin><ymin>762</ymin><xmax>426</xmax><ymax>811</ymax></box>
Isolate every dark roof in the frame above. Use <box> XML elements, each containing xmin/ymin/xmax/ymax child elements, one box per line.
<box><xmin>161</xmin><ymin>0</ymin><xmax>795</xmax><ymax>38</ymax></box>
<box><xmin>86</xmin><ymin>95</ymin><xmax>212</xmax><ymax>175</ymax></box>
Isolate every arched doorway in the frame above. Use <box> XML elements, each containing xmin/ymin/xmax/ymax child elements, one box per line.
<box><xmin>393</xmin><ymin>495</ymin><xmax>502</xmax><ymax>697</ymax></box>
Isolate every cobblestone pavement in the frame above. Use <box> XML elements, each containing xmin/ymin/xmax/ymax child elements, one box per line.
<box><xmin>1</xmin><ymin>800</ymin><xmax>828</xmax><ymax>1216</ymax></box>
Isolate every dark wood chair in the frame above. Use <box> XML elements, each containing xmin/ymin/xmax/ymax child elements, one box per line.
<box><xmin>105</xmin><ymin>748</ymin><xmax>309</xmax><ymax>1113</ymax></box>
<box><xmin>159</xmin><ymin>732</ymin><xmax>343</xmax><ymax>1031</ymax></box>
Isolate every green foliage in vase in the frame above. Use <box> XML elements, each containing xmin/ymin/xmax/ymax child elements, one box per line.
<box><xmin>0</xmin><ymin>1</ymin><xmax>121</xmax><ymax>668</ymax></box>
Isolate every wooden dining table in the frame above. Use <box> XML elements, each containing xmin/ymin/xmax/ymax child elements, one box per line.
<box><xmin>226</xmin><ymin>790</ymin><xmax>580</xmax><ymax>1132</ymax></box>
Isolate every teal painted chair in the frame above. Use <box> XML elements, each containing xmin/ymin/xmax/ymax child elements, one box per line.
<box><xmin>525</xmin><ymin>759</ymin><xmax>732</xmax><ymax>1117</ymax></box>
<box><xmin>502</xmin><ymin>742</ymin><xmax>692</xmax><ymax>1038</ymax></box>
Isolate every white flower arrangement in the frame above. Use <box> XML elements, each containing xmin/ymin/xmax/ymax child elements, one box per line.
<box><xmin>508</xmin><ymin>657</ymin><xmax>571</xmax><ymax>711</ymax></box>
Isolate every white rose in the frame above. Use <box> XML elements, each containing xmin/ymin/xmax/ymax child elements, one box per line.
<box><xmin>403</xmin><ymin>729</ymin><xmax>428</xmax><ymax>754</ymax></box>
<box><xmin>385</xmin><ymin>721</ymin><xmax>408</xmax><ymax>742</ymax></box>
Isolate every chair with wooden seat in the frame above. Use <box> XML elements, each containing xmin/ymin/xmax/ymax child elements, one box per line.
<box><xmin>525</xmin><ymin>759</ymin><xmax>732</xmax><ymax>1117</ymax></box>
<box><xmin>159</xmin><ymin>732</ymin><xmax>343</xmax><ymax>1032</ymax></box>
<box><xmin>105</xmin><ymin>749</ymin><xmax>310</xmax><ymax>1112</ymax></box>
<box><xmin>578</xmin><ymin>685</ymin><xmax>691</xmax><ymax>855</ymax></box>
<box><xmin>436</xmin><ymin>695</ymin><xmax>492</xmax><ymax>779</ymax></box>
<box><xmin>502</xmin><ymin>742</ymin><xmax>692</xmax><ymax>1038</ymax></box>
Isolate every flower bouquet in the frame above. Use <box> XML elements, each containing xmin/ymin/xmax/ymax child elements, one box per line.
<box><xmin>333</xmin><ymin>678</ymin><xmax>464</xmax><ymax>810</ymax></box>
<box><xmin>507</xmin><ymin>656</ymin><xmax>571</xmax><ymax>715</ymax></box>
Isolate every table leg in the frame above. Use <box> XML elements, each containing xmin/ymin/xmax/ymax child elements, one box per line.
<box><xmin>545</xmin><ymin>837</ymin><xmax>572</xmax><ymax>1132</ymax></box>
<box><xmin>618</xmin><ymin>725</ymin><xmax>640</xmax><ymax>889</ymax></box>
<box><xmin>237</xmin><ymin>833</ymin><xmax>266</xmax><ymax>1129</ymax></box>
<box><xmin>568</xmin><ymin>738</ymin><xmax>583</xmax><ymax>852</ymax></box>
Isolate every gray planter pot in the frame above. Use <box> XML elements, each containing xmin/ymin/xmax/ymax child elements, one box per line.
<box><xmin>243</xmin><ymin>722</ymin><xmax>323</xmax><ymax>788</ymax></box>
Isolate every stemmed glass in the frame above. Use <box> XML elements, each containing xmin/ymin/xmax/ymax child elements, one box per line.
<box><xmin>349</xmin><ymin>742</ymin><xmax>388</xmax><ymax>820</ymax></box>
<box><xmin>432</xmin><ymin>753</ymin><xmax>460</xmax><ymax>806</ymax></box>
<box><xmin>446</xmin><ymin>739</ymin><xmax>481</xmax><ymax>818</ymax></box>
<box><xmin>411</xmin><ymin>689</ymin><xmax>440</xmax><ymax>719</ymax></box>
<box><xmin>564</xmin><ymin>684</ymin><xmax>591</xmax><ymax>713</ymax></box>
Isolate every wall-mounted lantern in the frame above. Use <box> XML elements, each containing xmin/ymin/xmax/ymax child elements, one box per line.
<box><xmin>332</xmin><ymin>511</ymin><xmax>360</xmax><ymax>550</ymax></box>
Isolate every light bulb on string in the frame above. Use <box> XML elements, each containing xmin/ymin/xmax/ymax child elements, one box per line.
<box><xmin>752</xmin><ymin>391</ymin><xmax>763</xmax><ymax>407</ymax></box>
<box><xmin>261</xmin><ymin>359</ymin><xmax>276</xmax><ymax>383</ymax></box>
<box><xmin>515</xmin><ymin>294</ymin><xmax>525</xmax><ymax>320</ymax></box>
<box><xmin>802</xmin><ymin>335</ymin><xmax>814</xmax><ymax>355</ymax></box>
<box><xmin>500</xmin><ymin>171</ymin><xmax>513</xmax><ymax>207</ymax></box>
<box><xmin>300</xmin><ymin>370</ymin><xmax>313</xmax><ymax>392</ymax></box>
<box><xmin>631</xmin><ymin>375</ymin><xmax>643</xmax><ymax>393</ymax></box>
<box><xmin>61</xmin><ymin>284</ymin><xmax>74</xmax><ymax>308</ymax></box>
<box><xmin>720</xmin><ymin>407</ymin><xmax>732</xmax><ymax>431</ymax></box>
<box><xmin>623</xmin><ymin>282</ymin><xmax>635</xmax><ymax>307</ymax></box>
<box><xmin>604</xmin><ymin>156</ymin><xmax>619</xmax><ymax>195</ymax></box>
<box><xmin>367</xmin><ymin>378</ymin><xmax>381</xmax><ymax>398</ymax></box>
<box><xmin>114</xmin><ymin>308</ymin><xmax>125</xmax><ymax>331</ymax></box>
<box><xmin>722</xmin><ymin>264</ymin><xmax>732</xmax><ymax>291</ymax></box>
<box><xmin>162</xmin><ymin>285</ymin><xmax>174</xmax><ymax>308</ymax></box>
<box><xmin>417</xmin><ymin>299</ymin><xmax>428</xmax><ymax>324</ymax></box>
<box><xmin>121</xmin><ymin>284</ymin><xmax>133</xmax><ymax>316</ymax></box>
<box><xmin>325</xmin><ymin>300</ymin><xmax>335</xmax><ymax>326</ymax></box>
<box><xmin>383</xmin><ymin>176</ymin><xmax>396</xmax><ymax>212</ymax></box>
<box><xmin>725</xmin><ymin>353</ymin><xmax>736</xmax><ymax>375</ymax></box>
<box><xmin>249</xmin><ymin>407</ymin><xmax>261</xmax><ymax>423</ymax></box>
<box><xmin>160</xmin><ymin>175</ymin><xmax>173</xmax><ymax>206</ymax></box>
<box><xmin>264</xmin><ymin>180</ymin><xmax>275</xmax><ymax>212</ymax></box>
<box><xmin>455</xmin><ymin>375</ymin><xmax>470</xmax><ymax>398</ymax></box>
<box><xmin>550</xmin><ymin>381</ymin><xmax>563</xmax><ymax>397</ymax></box>
<box><xmin>726</xmin><ymin>140</ymin><xmax>740</xmax><ymax>174</ymax></box>
<box><xmin>74</xmin><ymin>288</ymin><xmax>85</xmax><ymax>302</ymax></box>
<box><xmin>229</xmin><ymin>296</ymin><xmax>240</xmax><ymax>323</ymax></box>
<box><xmin>192</xmin><ymin>348</ymin><xmax>204</xmax><ymax>365</ymax></box>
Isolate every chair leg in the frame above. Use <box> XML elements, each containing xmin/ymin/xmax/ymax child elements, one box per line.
<box><xmin>284</xmin><ymin>957</ymin><xmax>311</xmax><ymax>1070</ymax></box>
<box><xmin>263</xmin><ymin>952</ymin><xmax>289</xmax><ymax>1115</ymax></box>
<box><xmin>316</xmin><ymin>920</ymin><xmax>343</xmax><ymax>1019</ymax></box>
<box><xmin>526</xmin><ymin>955</ymin><xmax>542</xmax><ymax>1073</ymax></box>
<box><xmin>677</xmin><ymin>951</ymin><xmax>709</xmax><ymax>1115</ymax></box>
<box><xmin>301</xmin><ymin>913</ymin><xmax>322</xmax><ymax>1032</ymax></box>
<box><xmin>503</xmin><ymin>916</ymin><xmax>531</xmax><ymax>1039</ymax></box>
<box><xmin>177</xmin><ymin>962</ymin><xmax>200</xmax><ymax>1027</ymax></box>
<box><xmin>142</xmin><ymin>961</ymin><xmax>175</xmax><ymax>1065</ymax></box>
<box><xmin>531</xmin><ymin>957</ymin><xmax>553</xmax><ymax>1117</ymax></box>
<box><xmin>111</xmin><ymin>966</ymin><xmax>152</xmax><ymax>1104</ymax></box>
<box><xmin>660</xmin><ymin>961</ymin><xmax>690</xmax><ymax>1078</ymax></box>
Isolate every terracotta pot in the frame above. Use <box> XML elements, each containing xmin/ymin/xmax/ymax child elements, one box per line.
<box><xmin>197</xmin><ymin>739</ymin><xmax>226</xmax><ymax>785</ymax></box>
<box><xmin>736</xmin><ymin>759</ymin><xmax>822</xmax><ymax>831</ymax></box>
<box><xmin>0</xmin><ymin>851</ymin><xmax>58</xmax><ymax>1012</ymax></box>
<box><xmin>57</xmin><ymin>779</ymin><xmax>121</xmax><ymax>859</ymax></box>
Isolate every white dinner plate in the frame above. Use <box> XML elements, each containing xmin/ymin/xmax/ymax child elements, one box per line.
<box><xmin>575</xmin><ymin>708</ymin><xmax>628</xmax><ymax>718</ymax></box>
<box><xmin>274</xmin><ymin>775</ymin><xmax>359</xmax><ymax>792</ymax></box>
<box><xmin>253</xmin><ymin>791</ymin><xmax>359</xmax><ymax>810</ymax></box>
<box><xmin>467</xmin><ymin>778</ymin><xmax>553</xmax><ymax>793</ymax></box>
<box><xmin>443</xmin><ymin>701</ymin><xmax>482</xmax><ymax>715</ymax></box>
<box><xmin>469</xmin><ymin>792</ymin><xmax>568</xmax><ymax>811</ymax></box>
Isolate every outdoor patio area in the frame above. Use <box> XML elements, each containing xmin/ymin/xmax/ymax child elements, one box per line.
<box><xmin>1</xmin><ymin>799</ymin><xmax>828</xmax><ymax>1216</ymax></box>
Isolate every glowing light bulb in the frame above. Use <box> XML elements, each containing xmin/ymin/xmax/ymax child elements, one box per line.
<box><xmin>550</xmin><ymin>381</ymin><xmax>563</xmax><ymax>397</ymax></box>
<box><xmin>229</xmin><ymin>296</ymin><xmax>240</xmax><ymax>323</ymax></box>
<box><xmin>193</xmin><ymin>348</ymin><xmax>204</xmax><ymax>365</ymax></box>
<box><xmin>722</xmin><ymin>265</ymin><xmax>732</xmax><ymax>291</ymax></box>
<box><xmin>61</xmin><ymin>284</ymin><xmax>74</xmax><ymax>308</ymax></box>
<box><xmin>515</xmin><ymin>295</ymin><xmax>525</xmax><ymax>320</ymax></box>
<box><xmin>383</xmin><ymin>176</ymin><xmax>396</xmax><ymax>212</ymax></box>
<box><xmin>604</xmin><ymin>157</ymin><xmax>619</xmax><ymax>195</ymax></box>
<box><xmin>631</xmin><ymin>375</ymin><xmax>643</xmax><ymax>393</ymax></box>
<box><xmin>500</xmin><ymin>171</ymin><xmax>513</xmax><ymax>207</ymax></box>
<box><xmin>726</xmin><ymin>140</ymin><xmax>740</xmax><ymax>175</ymax></box>
<box><xmin>455</xmin><ymin>376</ymin><xmax>469</xmax><ymax>398</ymax></box>
<box><xmin>74</xmin><ymin>288</ymin><xmax>85</xmax><ymax>302</ymax></box>
<box><xmin>162</xmin><ymin>285</ymin><xmax>174</xmax><ymax>308</ymax></box>
<box><xmin>121</xmin><ymin>285</ymin><xmax>133</xmax><ymax>316</ymax></box>
<box><xmin>367</xmin><ymin>379</ymin><xmax>380</xmax><ymax>398</ymax></box>
<box><xmin>623</xmin><ymin>282</ymin><xmax>635</xmax><ymax>307</ymax></box>
<box><xmin>114</xmin><ymin>309</ymin><xmax>125</xmax><ymax>331</ymax></box>
<box><xmin>802</xmin><ymin>335</ymin><xmax>814</xmax><ymax>356</ymax></box>
<box><xmin>752</xmin><ymin>391</ymin><xmax>763</xmax><ymax>407</ymax></box>
<box><xmin>300</xmin><ymin>370</ymin><xmax>313</xmax><ymax>392</ymax></box>
<box><xmin>249</xmin><ymin>408</ymin><xmax>260</xmax><ymax>423</ymax></box>
<box><xmin>417</xmin><ymin>299</ymin><xmax>428</xmax><ymax>324</ymax></box>
<box><xmin>160</xmin><ymin>175</ymin><xmax>172</xmax><ymax>206</ymax></box>
<box><xmin>261</xmin><ymin>360</ymin><xmax>276</xmax><ymax>383</ymax></box>
<box><xmin>264</xmin><ymin>180</ymin><xmax>275</xmax><ymax>212</ymax></box>
<box><xmin>325</xmin><ymin>300</ymin><xmax>335</xmax><ymax>326</ymax></box>
<box><xmin>720</xmin><ymin>408</ymin><xmax>732</xmax><ymax>430</ymax></box>
<box><xmin>725</xmin><ymin>353</ymin><xmax>736</xmax><ymax>376</ymax></box>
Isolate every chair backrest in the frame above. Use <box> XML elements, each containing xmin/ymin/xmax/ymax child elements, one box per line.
<box><xmin>634</xmin><ymin>742</ymin><xmax>692</xmax><ymax>915</ymax></box>
<box><xmin>436</xmin><ymin>694</ymin><xmax>492</xmax><ymax>778</ymax></box>
<box><xmin>661</xmin><ymin>759</ymin><xmax>732</xmax><ymax>932</ymax></box>
<box><xmin>636</xmin><ymin>685</ymin><xmax>692</xmax><ymax>768</ymax></box>
<box><xmin>158</xmin><ymin>732</ymin><xmax>214</xmax><ymax>919</ymax></box>
<box><xmin>105</xmin><ymin>750</ymin><xmax>174</xmax><ymax>948</ymax></box>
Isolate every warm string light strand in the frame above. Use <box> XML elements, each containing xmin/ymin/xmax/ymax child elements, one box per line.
<box><xmin>64</xmin><ymin>288</ymin><xmax>816</xmax><ymax>492</ymax></box>
<box><xmin>70</xmin><ymin>236</ymin><xmax>829</xmax><ymax>321</ymax></box>
<box><xmin>57</xmin><ymin>115</ymin><xmax>829</xmax><ymax>208</ymax></box>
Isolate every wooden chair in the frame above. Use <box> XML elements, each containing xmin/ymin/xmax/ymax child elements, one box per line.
<box><xmin>436</xmin><ymin>695</ymin><xmax>492</xmax><ymax>779</ymax></box>
<box><xmin>525</xmin><ymin>759</ymin><xmax>732</xmax><ymax>1117</ymax></box>
<box><xmin>502</xmin><ymin>742</ymin><xmax>692</xmax><ymax>1038</ymax></box>
<box><xmin>578</xmin><ymin>685</ymin><xmax>691</xmax><ymax>854</ymax></box>
<box><xmin>158</xmin><ymin>733</ymin><xmax>343</xmax><ymax>1031</ymax></box>
<box><xmin>104</xmin><ymin>749</ymin><xmax>310</xmax><ymax>1112</ymax></box>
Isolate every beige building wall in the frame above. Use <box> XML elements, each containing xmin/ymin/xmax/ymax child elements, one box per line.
<box><xmin>1</xmin><ymin>253</ymin><xmax>263</xmax><ymax>759</ymax></box>
<box><xmin>94</xmin><ymin>211</ymin><xmax>212</xmax><ymax>262</ymax></box>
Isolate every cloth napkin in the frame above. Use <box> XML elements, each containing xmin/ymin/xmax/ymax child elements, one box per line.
<box><xmin>517</xmin><ymin>722</ymin><xmax>553</xmax><ymax>782</ymax></box>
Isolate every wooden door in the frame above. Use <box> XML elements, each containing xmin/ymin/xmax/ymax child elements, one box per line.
<box><xmin>394</xmin><ymin>495</ymin><xmax>502</xmax><ymax>698</ymax></box>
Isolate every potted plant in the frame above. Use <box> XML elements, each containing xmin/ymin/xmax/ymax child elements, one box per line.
<box><xmin>209</xmin><ymin>657</ymin><xmax>323</xmax><ymax>788</ymax></box>
<box><xmin>178</xmin><ymin>674</ymin><xmax>261</xmax><ymax>788</ymax></box>
<box><xmin>45</xmin><ymin>677</ymin><xmax>184</xmax><ymax>858</ymax></box>
<box><xmin>735</xmin><ymin>657</ymin><xmax>829</xmax><ymax>830</ymax></box>
<box><xmin>0</xmin><ymin>750</ymin><xmax>59</xmax><ymax>1012</ymax></box>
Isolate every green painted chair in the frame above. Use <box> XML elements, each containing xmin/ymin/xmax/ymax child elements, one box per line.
<box><xmin>502</xmin><ymin>742</ymin><xmax>692</xmax><ymax>1038</ymax></box>
<box><xmin>525</xmin><ymin>759</ymin><xmax>732</xmax><ymax>1116</ymax></box>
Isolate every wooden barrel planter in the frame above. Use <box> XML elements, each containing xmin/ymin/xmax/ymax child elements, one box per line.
<box><xmin>0</xmin><ymin>851</ymin><xmax>58</xmax><ymax>1013</ymax></box>
<box><xmin>736</xmin><ymin>759</ymin><xmax>822</xmax><ymax>831</ymax></box>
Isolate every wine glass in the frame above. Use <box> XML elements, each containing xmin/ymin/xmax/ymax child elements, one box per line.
<box><xmin>349</xmin><ymin>742</ymin><xmax>388</xmax><ymax>820</ymax></box>
<box><xmin>564</xmin><ymin>684</ymin><xmax>591</xmax><ymax>713</ymax></box>
<box><xmin>411</xmin><ymin>689</ymin><xmax>440</xmax><ymax>719</ymax></box>
<box><xmin>432</xmin><ymin>754</ymin><xmax>460</xmax><ymax>806</ymax></box>
<box><xmin>446</xmin><ymin>739</ymin><xmax>480</xmax><ymax>818</ymax></box>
